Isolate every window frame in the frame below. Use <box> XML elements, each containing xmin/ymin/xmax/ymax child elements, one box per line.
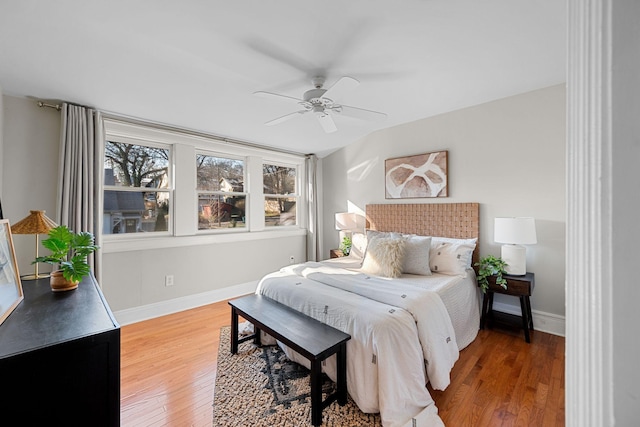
<box><xmin>100</xmin><ymin>118</ymin><xmax>308</xmax><ymax>250</ymax></box>
<box><xmin>262</xmin><ymin>161</ymin><xmax>300</xmax><ymax>228</ymax></box>
<box><xmin>102</xmin><ymin>136</ymin><xmax>174</xmax><ymax>238</ymax></box>
<box><xmin>195</xmin><ymin>151</ymin><xmax>248</xmax><ymax>233</ymax></box>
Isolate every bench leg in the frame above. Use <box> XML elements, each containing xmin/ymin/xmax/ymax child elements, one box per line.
<box><xmin>337</xmin><ymin>343</ymin><xmax>347</xmax><ymax>406</ymax></box>
<box><xmin>253</xmin><ymin>326</ymin><xmax>262</xmax><ymax>346</ymax></box>
<box><xmin>310</xmin><ymin>359</ymin><xmax>322</xmax><ymax>426</ymax></box>
<box><xmin>230</xmin><ymin>307</ymin><xmax>239</xmax><ymax>354</ymax></box>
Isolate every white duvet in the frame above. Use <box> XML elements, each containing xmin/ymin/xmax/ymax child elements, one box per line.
<box><xmin>256</xmin><ymin>261</ymin><xmax>460</xmax><ymax>427</ymax></box>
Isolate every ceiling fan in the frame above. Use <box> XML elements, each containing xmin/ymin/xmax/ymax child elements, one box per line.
<box><xmin>254</xmin><ymin>76</ymin><xmax>387</xmax><ymax>133</ymax></box>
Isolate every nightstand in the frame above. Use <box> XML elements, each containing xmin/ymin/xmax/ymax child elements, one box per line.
<box><xmin>329</xmin><ymin>249</ymin><xmax>344</xmax><ymax>259</ymax></box>
<box><xmin>480</xmin><ymin>272</ymin><xmax>535</xmax><ymax>343</ymax></box>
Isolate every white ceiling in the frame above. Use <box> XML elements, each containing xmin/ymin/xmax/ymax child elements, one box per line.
<box><xmin>0</xmin><ymin>0</ymin><xmax>566</xmax><ymax>158</ymax></box>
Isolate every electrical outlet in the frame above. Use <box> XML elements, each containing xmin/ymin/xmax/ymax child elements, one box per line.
<box><xmin>165</xmin><ymin>275</ymin><xmax>174</xmax><ymax>286</ymax></box>
<box><xmin>289</xmin><ymin>256</ymin><xmax>295</xmax><ymax>264</ymax></box>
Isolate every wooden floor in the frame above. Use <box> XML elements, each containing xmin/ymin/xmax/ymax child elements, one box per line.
<box><xmin>120</xmin><ymin>299</ymin><xmax>565</xmax><ymax>426</ymax></box>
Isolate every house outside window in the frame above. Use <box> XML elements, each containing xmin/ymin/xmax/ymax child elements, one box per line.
<box><xmin>103</xmin><ymin>140</ymin><xmax>171</xmax><ymax>235</ymax></box>
<box><xmin>197</xmin><ymin>154</ymin><xmax>246</xmax><ymax>231</ymax></box>
<box><xmin>263</xmin><ymin>163</ymin><xmax>297</xmax><ymax>227</ymax></box>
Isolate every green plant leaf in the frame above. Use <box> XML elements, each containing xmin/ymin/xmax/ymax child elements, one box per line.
<box><xmin>48</xmin><ymin>225</ymin><xmax>74</xmax><ymax>244</ymax></box>
<box><xmin>32</xmin><ymin>225</ymin><xmax>98</xmax><ymax>282</ymax></box>
<box><xmin>474</xmin><ymin>255</ymin><xmax>509</xmax><ymax>293</ymax></box>
<box><xmin>339</xmin><ymin>236</ymin><xmax>352</xmax><ymax>255</ymax></box>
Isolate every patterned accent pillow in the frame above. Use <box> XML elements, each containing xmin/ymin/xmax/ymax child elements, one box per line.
<box><xmin>361</xmin><ymin>236</ymin><xmax>406</xmax><ymax>278</ymax></box>
<box><xmin>429</xmin><ymin>241</ymin><xmax>476</xmax><ymax>276</ymax></box>
<box><xmin>430</xmin><ymin>236</ymin><xmax>477</xmax><ymax>268</ymax></box>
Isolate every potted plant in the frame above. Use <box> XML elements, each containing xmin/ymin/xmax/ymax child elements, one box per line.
<box><xmin>339</xmin><ymin>235</ymin><xmax>352</xmax><ymax>256</ymax></box>
<box><xmin>34</xmin><ymin>225</ymin><xmax>99</xmax><ymax>292</ymax></box>
<box><xmin>474</xmin><ymin>255</ymin><xmax>508</xmax><ymax>293</ymax></box>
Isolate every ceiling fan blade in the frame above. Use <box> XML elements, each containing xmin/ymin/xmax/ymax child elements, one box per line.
<box><xmin>245</xmin><ymin>38</ymin><xmax>316</xmax><ymax>75</ymax></box>
<box><xmin>316</xmin><ymin>113</ymin><xmax>337</xmax><ymax>133</ymax></box>
<box><xmin>253</xmin><ymin>91</ymin><xmax>303</xmax><ymax>104</ymax></box>
<box><xmin>265</xmin><ymin>110</ymin><xmax>306</xmax><ymax>126</ymax></box>
<box><xmin>322</xmin><ymin>76</ymin><xmax>359</xmax><ymax>102</ymax></box>
<box><xmin>335</xmin><ymin>104</ymin><xmax>387</xmax><ymax>122</ymax></box>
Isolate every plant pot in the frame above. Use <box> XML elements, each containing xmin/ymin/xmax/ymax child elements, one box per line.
<box><xmin>50</xmin><ymin>270</ymin><xmax>79</xmax><ymax>292</ymax></box>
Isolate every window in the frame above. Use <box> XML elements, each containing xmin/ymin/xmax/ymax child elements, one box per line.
<box><xmin>197</xmin><ymin>154</ymin><xmax>246</xmax><ymax>230</ymax></box>
<box><xmin>103</xmin><ymin>140</ymin><xmax>171</xmax><ymax>235</ymax></box>
<box><xmin>102</xmin><ymin>118</ymin><xmax>307</xmax><ymax>246</ymax></box>
<box><xmin>263</xmin><ymin>163</ymin><xmax>298</xmax><ymax>227</ymax></box>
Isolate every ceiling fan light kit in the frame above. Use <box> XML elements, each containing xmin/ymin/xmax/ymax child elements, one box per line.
<box><xmin>255</xmin><ymin>76</ymin><xmax>386</xmax><ymax>133</ymax></box>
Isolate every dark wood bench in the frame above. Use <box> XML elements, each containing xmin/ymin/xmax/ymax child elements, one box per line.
<box><xmin>228</xmin><ymin>294</ymin><xmax>351</xmax><ymax>426</ymax></box>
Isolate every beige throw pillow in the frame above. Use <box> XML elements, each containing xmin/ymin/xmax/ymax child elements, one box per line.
<box><xmin>361</xmin><ymin>236</ymin><xmax>406</xmax><ymax>278</ymax></box>
<box><xmin>402</xmin><ymin>235</ymin><xmax>432</xmax><ymax>275</ymax></box>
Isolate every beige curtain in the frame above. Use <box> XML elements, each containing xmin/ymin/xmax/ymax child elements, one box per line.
<box><xmin>57</xmin><ymin>103</ymin><xmax>103</xmax><ymax>282</ymax></box>
<box><xmin>305</xmin><ymin>154</ymin><xmax>320</xmax><ymax>261</ymax></box>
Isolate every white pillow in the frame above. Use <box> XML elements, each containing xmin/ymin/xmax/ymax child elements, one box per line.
<box><xmin>361</xmin><ymin>236</ymin><xmax>406</xmax><ymax>278</ymax></box>
<box><xmin>429</xmin><ymin>241</ymin><xmax>476</xmax><ymax>276</ymax></box>
<box><xmin>366</xmin><ymin>229</ymin><xmax>402</xmax><ymax>241</ymax></box>
<box><xmin>348</xmin><ymin>232</ymin><xmax>368</xmax><ymax>259</ymax></box>
<box><xmin>431</xmin><ymin>236</ymin><xmax>477</xmax><ymax>268</ymax></box>
<box><xmin>431</xmin><ymin>235</ymin><xmax>478</xmax><ymax>245</ymax></box>
<box><xmin>402</xmin><ymin>235</ymin><xmax>432</xmax><ymax>276</ymax></box>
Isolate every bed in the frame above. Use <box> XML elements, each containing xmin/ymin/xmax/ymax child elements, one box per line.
<box><xmin>255</xmin><ymin>203</ymin><xmax>481</xmax><ymax>427</ymax></box>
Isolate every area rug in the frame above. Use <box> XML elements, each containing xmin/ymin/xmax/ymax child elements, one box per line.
<box><xmin>213</xmin><ymin>326</ymin><xmax>382</xmax><ymax>426</ymax></box>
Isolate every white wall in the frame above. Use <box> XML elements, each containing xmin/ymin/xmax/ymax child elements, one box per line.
<box><xmin>1</xmin><ymin>95</ymin><xmax>60</xmax><ymax>275</ymax></box>
<box><xmin>321</xmin><ymin>85</ymin><xmax>566</xmax><ymax>326</ymax></box>
<box><xmin>611</xmin><ymin>0</ymin><xmax>640</xmax><ymax>422</ymax></box>
<box><xmin>102</xmin><ymin>235</ymin><xmax>304</xmax><ymax>312</ymax></box>
<box><xmin>0</xmin><ymin>85</ymin><xmax>3</xmax><ymax>203</ymax></box>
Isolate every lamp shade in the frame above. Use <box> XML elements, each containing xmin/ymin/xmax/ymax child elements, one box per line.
<box><xmin>11</xmin><ymin>210</ymin><xmax>58</xmax><ymax>235</ymax></box>
<box><xmin>11</xmin><ymin>210</ymin><xmax>58</xmax><ymax>280</ymax></box>
<box><xmin>335</xmin><ymin>212</ymin><xmax>360</xmax><ymax>231</ymax></box>
<box><xmin>494</xmin><ymin>217</ymin><xmax>537</xmax><ymax>245</ymax></box>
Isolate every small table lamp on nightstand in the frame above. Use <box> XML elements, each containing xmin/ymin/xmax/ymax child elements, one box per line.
<box><xmin>334</xmin><ymin>212</ymin><xmax>365</xmax><ymax>249</ymax></box>
<box><xmin>11</xmin><ymin>210</ymin><xmax>58</xmax><ymax>280</ymax></box>
<box><xmin>494</xmin><ymin>217</ymin><xmax>537</xmax><ymax>276</ymax></box>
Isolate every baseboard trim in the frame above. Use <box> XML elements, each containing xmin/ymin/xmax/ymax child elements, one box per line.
<box><xmin>491</xmin><ymin>301</ymin><xmax>565</xmax><ymax>337</ymax></box>
<box><xmin>113</xmin><ymin>281</ymin><xmax>258</xmax><ymax>326</ymax></box>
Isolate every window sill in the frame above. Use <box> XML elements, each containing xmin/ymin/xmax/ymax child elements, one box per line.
<box><xmin>102</xmin><ymin>228</ymin><xmax>307</xmax><ymax>253</ymax></box>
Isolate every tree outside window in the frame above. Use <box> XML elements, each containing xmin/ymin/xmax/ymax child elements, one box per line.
<box><xmin>196</xmin><ymin>154</ymin><xmax>246</xmax><ymax>230</ymax></box>
<box><xmin>263</xmin><ymin>164</ymin><xmax>297</xmax><ymax>227</ymax></box>
<box><xmin>103</xmin><ymin>141</ymin><xmax>170</xmax><ymax>234</ymax></box>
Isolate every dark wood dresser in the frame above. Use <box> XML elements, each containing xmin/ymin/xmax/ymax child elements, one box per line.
<box><xmin>0</xmin><ymin>275</ymin><xmax>120</xmax><ymax>426</ymax></box>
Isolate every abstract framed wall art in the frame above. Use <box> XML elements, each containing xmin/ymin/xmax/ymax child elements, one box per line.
<box><xmin>385</xmin><ymin>150</ymin><xmax>448</xmax><ymax>199</ymax></box>
<box><xmin>0</xmin><ymin>219</ymin><xmax>23</xmax><ymax>326</ymax></box>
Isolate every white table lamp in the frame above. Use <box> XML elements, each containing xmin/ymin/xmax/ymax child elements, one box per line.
<box><xmin>335</xmin><ymin>212</ymin><xmax>364</xmax><ymax>245</ymax></box>
<box><xmin>335</xmin><ymin>212</ymin><xmax>359</xmax><ymax>232</ymax></box>
<box><xmin>494</xmin><ymin>217</ymin><xmax>537</xmax><ymax>275</ymax></box>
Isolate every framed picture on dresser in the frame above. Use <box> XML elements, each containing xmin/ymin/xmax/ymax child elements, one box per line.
<box><xmin>0</xmin><ymin>219</ymin><xmax>23</xmax><ymax>326</ymax></box>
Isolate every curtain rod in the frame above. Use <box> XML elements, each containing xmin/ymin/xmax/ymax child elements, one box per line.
<box><xmin>101</xmin><ymin>111</ymin><xmax>312</xmax><ymax>158</ymax></box>
<box><xmin>37</xmin><ymin>101</ymin><xmax>62</xmax><ymax>111</ymax></box>
<box><xmin>36</xmin><ymin>100</ymin><xmax>314</xmax><ymax>157</ymax></box>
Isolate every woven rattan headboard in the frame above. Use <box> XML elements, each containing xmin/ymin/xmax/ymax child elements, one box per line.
<box><xmin>365</xmin><ymin>203</ymin><xmax>480</xmax><ymax>266</ymax></box>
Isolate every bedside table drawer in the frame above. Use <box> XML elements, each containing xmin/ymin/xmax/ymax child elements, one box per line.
<box><xmin>329</xmin><ymin>249</ymin><xmax>344</xmax><ymax>259</ymax></box>
<box><xmin>488</xmin><ymin>273</ymin><xmax>534</xmax><ymax>296</ymax></box>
